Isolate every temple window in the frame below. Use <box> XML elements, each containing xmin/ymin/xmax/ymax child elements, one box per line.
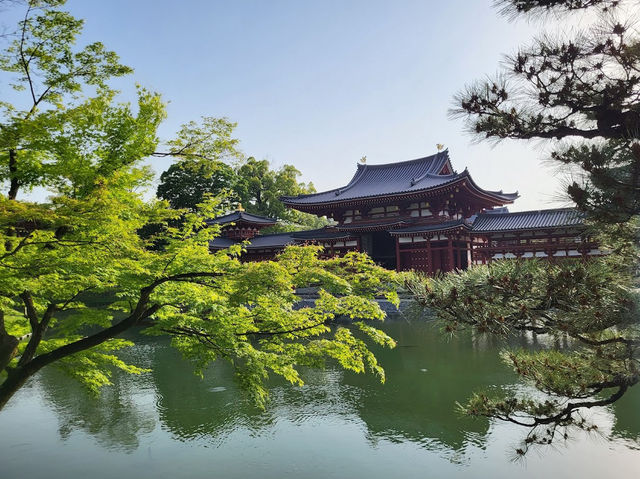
<box><xmin>408</xmin><ymin>202</ymin><xmax>432</xmax><ymax>218</ymax></box>
<box><xmin>369</xmin><ymin>205</ymin><xmax>400</xmax><ymax>219</ymax></box>
<box><xmin>342</xmin><ymin>209</ymin><xmax>362</xmax><ymax>223</ymax></box>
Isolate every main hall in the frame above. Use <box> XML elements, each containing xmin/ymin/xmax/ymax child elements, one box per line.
<box><xmin>210</xmin><ymin>150</ymin><xmax>600</xmax><ymax>273</ymax></box>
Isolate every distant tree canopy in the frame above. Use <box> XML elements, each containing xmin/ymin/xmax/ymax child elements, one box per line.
<box><xmin>156</xmin><ymin>154</ymin><xmax>328</xmax><ymax>231</ymax></box>
<box><xmin>234</xmin><ymin>158</ymin><xmax>328</xmax><ymax>231</ymax></box>
<box><xmin>157</xmin><ymin>160</ymin><xmax>235</xmax><ymax>212</ymax></box>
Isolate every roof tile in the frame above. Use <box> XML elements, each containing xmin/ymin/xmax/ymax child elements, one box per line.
<box><xmin>471</xmin><ymin>208</ymin><xmax>584</xmax><ymax>232</ymax></box>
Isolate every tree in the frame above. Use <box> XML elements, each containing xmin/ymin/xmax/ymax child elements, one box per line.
<box><xmin>156</xmin><ymin>159</ymin><xmax>236</xmax><ymax>212</ymax></box>
<box><xmin>234</xmin><ymin>157</ymin><xmax>328</xmax><ymax>231</ymax></box>
<box><xmin>408</xmin><ymin>0</ymin><xmax>639</xmax><ymax>454</ymax></box>
<box><xmin>155</xmin><ymin>154</ymin><xmax>327</xmax><ymax>231</ymax></box>
<box><xmin>154</xmin><ymin>116</ymin><xmax>242</xmax><ymax>212</ymax></box>
<box><xmin>453</xmin><ymin>0</ymin><xmax>639</xmax><ymax>225</ymax></box>
<box><xmin>0</xmin><ymin>0</ymin><xmax>398</xmax><ymax>412</ymax></box>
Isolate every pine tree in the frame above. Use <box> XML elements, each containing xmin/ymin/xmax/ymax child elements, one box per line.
<box><xmin>408</xmin><ymin>0</ymin><xmax>640</xmax><ymax>454</ymax></box>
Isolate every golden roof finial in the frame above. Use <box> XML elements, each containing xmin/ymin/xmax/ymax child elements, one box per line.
<box><xmin>237</xmin><ymin>203</ymin><xmax>245</xmax><ymax>212</ymax></box>
<box><xmin>359</xmin><ymin>155</ymin><xmax>367</xmax><ymax>164</ymax></box>
<box><xmin>436</xmin><ymin>143</ymin><xmax>445</xmax><ymax>151</ymax></box>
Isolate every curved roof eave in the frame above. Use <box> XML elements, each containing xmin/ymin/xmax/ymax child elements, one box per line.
<box><xmin>461</xmin><ymin>171</ymin><xmax>519</xmax><ymax>203</ymax></box>
<box><xmin>282</xmin><ymin>171</ymin><xmax>518</xmax><ymax>209</ymax></box>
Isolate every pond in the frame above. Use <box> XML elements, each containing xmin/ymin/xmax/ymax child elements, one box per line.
<box><xmin>1</xmin><ymin>318</ymin><xmax>638</xmax><ymax>478</ymax></box>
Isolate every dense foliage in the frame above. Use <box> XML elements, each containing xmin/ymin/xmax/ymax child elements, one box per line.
<box><xmin>0</xmin><ymin>0</ymin><xmax>397</xmax><ymax>411</ymax></box>
<box><xmin>155</xmin><ymin>117</ymin><xmax>239</xmax><ymax>212</ymax></box>
<box><xmin>234</xmin><ymin>157</ymin><xmax>328</xmax><ymax>231</ymax></box>
<box><xmin>155</xmin><ymin>152</ymin><xmax>328</xmax><ymax>231</ymax></box>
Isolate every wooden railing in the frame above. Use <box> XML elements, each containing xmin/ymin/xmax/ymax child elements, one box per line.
<box><xmin>472</xmin><ymin>241</ymin><xmax>600</xmax><ymax>259</ymax></box>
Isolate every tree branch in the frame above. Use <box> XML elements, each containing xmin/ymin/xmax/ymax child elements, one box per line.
<box><xmin>18</xmin><ymin>290</ymin><xmax>39</xmax><ymax>332</ymax></box>
<box><xmin>12</xmin><ymin>270</ymin><xmax>223</xmax><ymax>378</ymax></box>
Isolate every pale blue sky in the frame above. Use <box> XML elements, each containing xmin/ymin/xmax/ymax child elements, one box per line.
<box><xmin>5</xmin><ymin>0</ymin><xmax>569</xmax><ymax>211</ymax></box>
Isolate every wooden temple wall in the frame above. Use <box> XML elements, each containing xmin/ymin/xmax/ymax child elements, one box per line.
<box><xmin>396</xmin><ymin>234</ymin><xmax>471</xmax><ymax>274</ymax></box>
<box><xmin>316</xmin><ymin>240</ymin><xmax>360</xmax><ymax>259</ymax></box>
<box><xmin>471</xmin><ymin>229</ymin><xmax>602</xmax><ymax>264</ymax></box>
<box><xmin>394</xmin><ymin>229</ymin><xmax>603</xmax><ymax>274</ymax></box>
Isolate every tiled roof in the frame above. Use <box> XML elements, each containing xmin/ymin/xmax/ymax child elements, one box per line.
<box><xmin>206</xmin><ymin>211</ymin><xmax>277</xmax><ymax>226</ymax></box>
<box><xmin>209</xmin><ymin>237</ymin><xmax>239</xmax><ymax>249</ymax></box>
<box><xmin>337</xmin><ymin>218</ymin><xmax>411</xmax><ymax>231</ymax></box>
<box><xmin>209</xmin><ymin>228</ymin><xmax>353</xmax><ymax>252</ymax></box>
<box><xmin>389</xmin><ymin>219</ymin><xmax>472</xmax><ymax>235</ymax></box>
<box><xmin>281</xmin><ymin>151</ymin><xmax>518</xmax><ymax>206</ymax></box>
<box><xmin>291</xmin><ymin>228</ymin><xmax>354</xmax><ymax>241</ymax></box>
<box><xmin>244</xmin><ymin>232</ymin><xmax>296</xmax><ymax>250</ymax></box>
<box><xmin>471</xmin><ymin>208</ymin><xmax>584</xmax><ymax>233</ymax></box>
<box><xmin>209</xmin><ymin>233</ymin><xmax>294</xmax><ymax>251</ymax></box>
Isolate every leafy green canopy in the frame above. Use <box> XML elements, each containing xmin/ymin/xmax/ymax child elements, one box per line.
<box><xmin>153</xmin><ymin>116</ymin><xmax>241</xmax><ymax>212</ymax></box>
<box><xmin>0</xmin><ymin>1</ymin><xmax>398</xmax><ymax>410</ymax></box>
<box><xmin>157</xmin><ymin>159</ymin><xmax>236</xmax><ymax>212</ymax></box>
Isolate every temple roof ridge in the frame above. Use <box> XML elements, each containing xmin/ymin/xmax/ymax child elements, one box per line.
<box><xmin>281</xmin><ymin>150</ymin><xmax>518</xmax><ymax>208</ymax></box>
<box><xmin>354</xmin><ymin>150</ymin><xmax>446</xmax><ymax>170</ymax></box>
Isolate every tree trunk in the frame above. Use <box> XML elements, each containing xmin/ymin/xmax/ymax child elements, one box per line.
<box><xmin>0</xmin><ymin>300</ymin><xmax>160</xmax><ymax>412</ymax></box>
<box><xmin>0</xmin><ymin>311</ymin><xmax>19</xmax><ymax>373</ymax></box>
<box><xmin>0</xmin><ymin>366</ymin><xmax>34</xmax><ymax>411</ymax></box>
<box><xmin>0</xmin><ymin>274</ymin><xmax>207</xmax><ymax>412</ymax></box>
<box><xmin>17</xmin><ymin>300</ymin><xmax>55</xmax><ymax>367</ymax></box>
<box><xmin>8</xmin><ymin>149</ymin><xmax>19</xmax><ymax>200</ymax></box>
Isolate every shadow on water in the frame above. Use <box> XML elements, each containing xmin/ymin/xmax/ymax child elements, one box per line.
<box><xmin>36</xmin><ymin>336</ymin><xmax>158</xmax><ymax>453</ymax></box>
<box><xmin>30</xmin><ymin>317</ymin><xmax>640</xmax><ymax>458</ymax></box>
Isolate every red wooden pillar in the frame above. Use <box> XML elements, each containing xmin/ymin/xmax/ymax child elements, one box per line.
<box><xmin>486</xmin><ymin>235</ymin><xmax>491</xmax><ymax>264</ymax></box>
<box><xmin>447</xmin><ymin>237</ymin><xmax>454</xmax><ymax>272</ymax></box>
<box><xmin>426</xmin><ymin>238</ymin><xmax>433</xmax><ymax>275</ymax></box>
<box><xmin>395</xmin><ymin>236</ymin><xmax>401</xmax><ymax>272</ymax></box>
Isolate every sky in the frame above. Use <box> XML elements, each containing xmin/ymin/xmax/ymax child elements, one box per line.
<box><xmin>3</xmin><ymin>0</ymin><xmax>572</xmax><ymax>211</ymax></box>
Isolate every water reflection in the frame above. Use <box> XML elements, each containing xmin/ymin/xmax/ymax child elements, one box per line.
<box><xmin>612</xmin><ymin>389</ymin><xmax>640</xmax><ymax>444</ymax></box>
<box><xmin>150</xmin><ymin>341</ymin><xmax>276</xmax><ymax>444</ymax></box>
<box><xmin>28</xmin><ymin>319</ymin><xmax>640</xmax><ymax>459</ymax></box>
<box><xmin>38</xmin><ymin>364</ymin><xmax>156</xmax><ymax>452</ymax></box>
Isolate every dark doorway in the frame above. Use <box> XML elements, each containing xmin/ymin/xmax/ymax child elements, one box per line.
<box><xmin>361</xmin><ymin>231</ymin><xmax>397</xmax><ymax>270</ymax></box>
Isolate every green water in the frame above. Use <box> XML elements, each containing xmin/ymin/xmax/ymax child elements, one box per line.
<box><xmin>1</xmin><ymin>319</ymin><xmax>639</xmax><ymax>478</ymax></box>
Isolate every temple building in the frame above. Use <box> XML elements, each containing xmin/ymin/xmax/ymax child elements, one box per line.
<box><xmin>210</xmin><ymin>150</ymin><xmax>601</xmax><ymax>273</ymax></box>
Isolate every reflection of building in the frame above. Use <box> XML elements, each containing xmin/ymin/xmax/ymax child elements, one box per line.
<box><xmin>210</xmin><ymin>151</ymin><xmax>601</xmax><ymax>273</ymax></box>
